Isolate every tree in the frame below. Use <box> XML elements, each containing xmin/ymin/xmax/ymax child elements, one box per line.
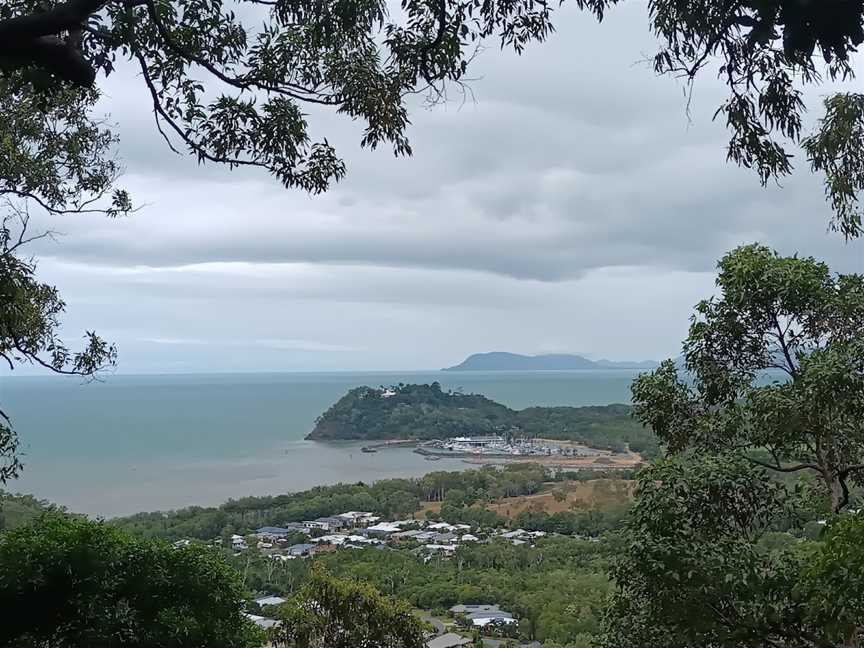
<box><xmin>601</xmin><ymin>455</ymin><xmax>824</xmax><ymax>648</ymax></box>
<box><xmin>273</xmin><ymin>565</ymin><xmax>426</xmax><ymax>648</ymax></box>
<box><xmin>0</xmin><ymin>515</ymin><xmax>264</xmax><ymax>647</ymax></box>
<box><xmin>0</xmin><ymin>0</ymin><xmax>585</xmax><ymax>193</ymax></box>
<box><xmin>632</xmin><ymin>244</ymin><xmax>864</xmax><ymax>513</ymax></box>
<box><xmin>609</xmin><ymin>245</ymin><xmax>864</xmax><ymax>647</ymax></box>
<box><xmin>0</xmin><ymin>72</ymin><xmax>129</xmax><ymax>482</ymax></box>
<box><xmin>586</xmin><ymin>0</ymin><xmax>864</xmax><ymax>237</ymax></box>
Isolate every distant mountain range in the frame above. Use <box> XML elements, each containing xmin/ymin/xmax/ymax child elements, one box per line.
<box><xmin>442</xmin><ymin>352</ymin><xmax>660</xmax><ymax>372</ymax></box>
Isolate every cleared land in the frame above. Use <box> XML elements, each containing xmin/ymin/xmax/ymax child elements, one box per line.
<box><xmin>419</xmin><ymin>478</ymin><xmax>633</xmax><ymax>520</ymax></box>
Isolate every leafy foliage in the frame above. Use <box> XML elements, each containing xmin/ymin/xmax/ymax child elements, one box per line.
<box><xmin>0</xmin><ymin>0</ymin><xmax>590</xmax><ymax>192</ymax></box>
<box><xmin>609</xmin><ymin>245</ymin><xmax>864</xmax><ymax>648</ymax></box>
<box><xmin>632</xmin><ymin>244</ymin><xmax>864</xmax><ymax>512</ymax></box>
<box><xmin>0</xmin><ymin>70</ymin><xmax>128</xmax><ymax>482</ymax></box>
<box><xmin>803</xmin><ymin>93</ymin><xmax>864</xmax><ymax>238</ymax></box>
<box><xmin>274</xmin><ymin>565</ymin><xmax>426</xmax><ymax>648</ymax></box>
<box><xmin>630</xmin><ymin>0</ymin><xmax>864</xmax><ymax>236</ymax></box>
<box><xmin>0</xmin><ymin>213</ymin><xmax>117</xmax><ymax>482</ymax></box>
<box><xmin>0</xmin><ymin>75</ymin><xmax>131</xmax><ymax>216</ymax></box>
<box><xmin>0</xmin><ymin>515</ymin><xmax>263</xmax><ymax>647</ymax></box>
<box><xmin>0</xmin><ymin>491</ymin><xmax>67</xmax><ymax>530</ymax></box>
<box><xmin>601</xmin><ymin>455</ymin><xmax>817</xmax><ymax>648</ymax></box>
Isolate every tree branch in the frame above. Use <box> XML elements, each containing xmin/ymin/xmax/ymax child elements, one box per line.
<box><xmin>133</xmin><ymin>48</ymin><xmax>279</xmax><ymax>171</ymax></box>
<box><xmin>747</xmin><ymin>456</ymin><xmax>822</xmax><ymax>473</ymax></box>
<box><xmin>0</xmin><ymin>189</ymin><xmax>113</xmax><ymax>217</ymax></box>
<box><xmin>771</xmin><ymin>312</ymin><xmax>798</xmax><ymax>377</ymax></box>
<box><xmin>143</xmin><ymin>0</ymin><xmax>339</xmax><ymax>106</ymax></box>
<box><xmin>838</xmin><ymin>464</ymin><xmax>864</xmax><ymax>479</ymax></box>
<box><xmin>0</xmin><ymin>0</ymin><xmax>105</xmax><ymax>42</ymax></box>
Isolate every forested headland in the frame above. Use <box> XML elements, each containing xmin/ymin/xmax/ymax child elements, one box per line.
<box><xmin>307</xmin><ymin>383</ymin><xmax>658</xmax><ymax>458</ymax></box>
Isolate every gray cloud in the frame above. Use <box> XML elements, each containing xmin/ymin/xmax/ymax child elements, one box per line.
<box><xmin>11</xmin><ymin>1</ymin><xmax>864</xmax><ymax>373</ymax></box>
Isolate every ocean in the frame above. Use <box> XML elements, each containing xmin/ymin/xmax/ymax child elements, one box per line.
<box><xmin>0</xmin><ymin>370</ymin><xmax>639</xmax><ymax>517</ymax></box>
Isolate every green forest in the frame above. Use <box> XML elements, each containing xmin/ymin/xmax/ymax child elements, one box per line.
<box><xmin>108</xmin><ymin>463</ymin><xmax>632</xmax><ymax>541</ymax></box>
<box><xmin>307</xmin><ymin>383</ymin><xmax>658</xmax><ymax>457</ymax></box>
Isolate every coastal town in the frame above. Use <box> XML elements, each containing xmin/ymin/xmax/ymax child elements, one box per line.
<box><xmin>202</xmin><ymin>509</ymin><xmax>565</xmax><ymax>647</ymax></box>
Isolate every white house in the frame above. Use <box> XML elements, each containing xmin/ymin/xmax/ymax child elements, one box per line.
<box><xmin>427</xmin><ymin>633</ymin><xmax>472</xmax><ymax>648</ymax></box>
<box><xmin>366</xmin><ymin>522</ymin><xmax>401</xmax><ymax>538</ymax></box>
<box><xmin>450</xmin><ymin>604</ymin><xmax>516</xmax><ymax>628</ymax></box>
<box><xmin>255</xmin><ymin>595</ymin><xmax>287</xmax><ymax>607</ymax></box>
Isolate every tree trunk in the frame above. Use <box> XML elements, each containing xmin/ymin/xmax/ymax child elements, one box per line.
<box><xmin>829</xmin><ymin>476</ymin><xmax>844</xmax><ymax>514</ymax></box>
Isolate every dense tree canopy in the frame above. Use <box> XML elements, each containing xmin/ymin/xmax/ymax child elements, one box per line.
<box><xmin>607</xmin><ymin>245</ymin><xmax>864</xmax><ymax>648</ymax></box>
<box><xmin>632</xmin><ymin>244</ymin><xmax>864</xmax><ymax>513</ymax></box>
<box><xmin>0</xmin><ymin>515</ymin><xmax>264</xmax><ymax>647</ymax></box>
<box><xmin>601</xmin><ymin>455</ymin><xmax>843</xmax><ymax>648</ymax></box>
<box><xmin>274</xmin><ymin>566</ymin><xmax>426</xmax><ymax>648</ymax></box>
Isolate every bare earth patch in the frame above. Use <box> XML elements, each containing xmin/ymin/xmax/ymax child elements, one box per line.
<box><xmin>419</xmin><ymin>478</ymin><xmax>634</xmax><ymax>520</ymax></box>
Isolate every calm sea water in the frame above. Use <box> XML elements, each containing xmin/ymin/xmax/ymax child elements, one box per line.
<box><xmin>0</xmin><ymin>371</ymin><xmax>638</xmax><ymax>517</ymax></box>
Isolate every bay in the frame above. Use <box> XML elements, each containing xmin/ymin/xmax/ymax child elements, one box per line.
<box><xmin>0</xmin><ymin>370</ymin><xmax>638</xmax><ymax>517</ymax></box>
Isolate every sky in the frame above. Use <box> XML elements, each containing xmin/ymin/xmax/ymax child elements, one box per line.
<box><xmin>15</xmin><ymin>1</ymin><xmax>864</xmax><ymax>373</ymax></box>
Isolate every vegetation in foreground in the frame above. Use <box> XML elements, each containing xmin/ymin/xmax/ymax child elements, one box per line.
<box><xmin>604</xmin><ymin>244</ymin><xmax>864</xmax><ymax>647</ymax></box>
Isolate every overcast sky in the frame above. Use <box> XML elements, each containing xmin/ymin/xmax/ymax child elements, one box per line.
<box><xmin>15</xmin><ymin>1</ymin><xmax>864</xmax><ymax>373</ymax></box>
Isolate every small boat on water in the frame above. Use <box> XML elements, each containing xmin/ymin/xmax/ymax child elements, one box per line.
<box><xmin>361</xmin><ymin>446</ymin><xmax>378</xmax><ymax>453</ymax></box>
<box><xmin>424</xmin><ymin>455</ymin><xmax>441</xmax><ymax>461</ymax></box>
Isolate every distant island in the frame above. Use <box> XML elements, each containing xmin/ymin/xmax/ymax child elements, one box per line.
<box><xmin>306</xmin><ymin>382</ymin><xmax>658</xmax><ymax>458</ymax></box>
<box><xmin>442</xmin><ymin>352</ymin><xmax>659</xmax><ymax>371</ymax></box>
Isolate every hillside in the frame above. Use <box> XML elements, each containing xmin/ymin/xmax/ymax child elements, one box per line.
<box><xmin>307</xmin><ymin>382</ymin><xmax>513</xmax><ymax>441</ymax></box>
<box><xmin>306</xmin><ymin>382</ymin><xmax>658</xmax><ymax>457</ymax></box>
<box><xmin>443</xmin><ymin>351</ymin><xmax>659</xmax><ymax>371</ymax></box>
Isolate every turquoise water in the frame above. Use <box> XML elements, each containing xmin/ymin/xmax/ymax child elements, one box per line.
<box><xmin>0</xmin><ymin>371</ymin><xmax>638</xmax><ymax>516</ymax></box>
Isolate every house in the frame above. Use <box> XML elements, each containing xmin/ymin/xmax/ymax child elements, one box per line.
<box><xmin>309</xmin><ymin>516</ymin><xmax>346</xmax><ymax>532</ymax></box>
<box><xmin>432</xmin><ymin>532</ymin><xmax>458</xmax><ymax>544</ymax></box>
<box><xmin>428</xmin><ymin>522</ymin><xmax>457</xmax><ymax>531</ymax></box>
<box><xmin>286</xmin><ymin>543</ymin><xmax>316</xmax><ymax>557</ymax></box>
<box><xmin>366</xmin><ymin>522</ymin><xmax>401</xmax><ymax>538</ymax></box>
<box><xmin>450</xmin><ymin>604</ymin><xmax>516</xmax><ymax>628</ymax></box>
<box><xmin>500</xmin><ymin>529</ymin><xmax>527</xmax><ymax>539</ymax></box>
<box><xmin>337</xmin><ymin>511</ymin><xmax>378</xmax><ymax>527</ymax></box>
<box><xmin>424</xmin><ymin>544</ymin><xmax>457</xmax><ymax>555</ymax></box>
<box><xmin>255</xmin><ymin>595</ymin><xmax>286</xmax><ymax>607</ymax></box>
<box><xmin>316</xmin><ymin>534</ymin><xmax>349</xmax><ymax>546</ymax></box>
<box><xmin>172</xmin><ymin>539</ymin><xmax>191</xmax><ymax>548</ymax></box>
<box><xmin>243</xmin><ymin>613</ymin><xmax>280</xmax><ymax>630</ymax></box>
<box><xmin>461</xmin><ymin>534</ymin><xmax>479</xmax><ymax>542</ymax></box>
<box><xmin>256</xmin><ymin>526</ymin><xmax>291</xmax><ymax>538</ymax></box>
<box><xmin>231</xmin><ymin>534</ymin><xmax>248</xmax><ymax>551</ymax></box>
<box><xmin>427</xmin><ymin>632</ymin><xmax>472</xmax><ymax>648</ymax></box>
